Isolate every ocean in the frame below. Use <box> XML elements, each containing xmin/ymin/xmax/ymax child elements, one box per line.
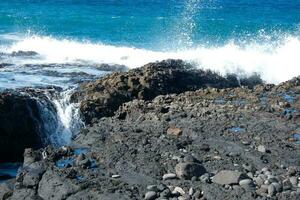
<box><xmin>0</xmin><ymin>0</ymin><xmax>299</xmax><ymax>87</ymax></box>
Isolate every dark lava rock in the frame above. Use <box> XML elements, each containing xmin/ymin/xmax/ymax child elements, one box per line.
<box><xmin>175</xmin><ymin>162</ymin><xmax>206</xmax><ymax>179</ymax></box>
<box><xmin>0</xmin><ymin>89</ymin><xmax>55</xmax><ymax>162</ymax></box>
<box><xmin>71</xmin><ymin>59</ymin><xmax>243</xmax><ymax>124</ymax></box>
<box><xmin>11</xmin><ymin>51</ymin><xmax>38</xmax><ymax>57</ymax></box>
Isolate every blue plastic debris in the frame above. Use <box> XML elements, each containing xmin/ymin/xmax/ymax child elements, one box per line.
<box><xmin>55</xmin><ymin>158</ymin><xmax>75</xmax><ymax>169</ymax></box>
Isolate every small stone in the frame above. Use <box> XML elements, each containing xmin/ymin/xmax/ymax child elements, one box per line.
<box><xmin>200</xmin><ymin>173</ymin><xmax>210</xmax><ymax>183</ymax></box>
<box><xmin>290</xmin><ymin>176</ymin><xmax>298</xmax><ymax>186</ymax></box>
<box><xmin>242</xmin><ymin>164</ymin><xmax>257</xmax><ymax>172</ymax></box>
<box><xmin>178</xmin><ymin>196</ymin><xmax>189</xmax><ymax>200</ymax></box>
<box><xmin>189</xmin><ymin>187</ymin><xmax>194</xmax><ymax>196</ymax></box>
<box><xmin>157</xmin><ymin>184</ymin><xmax>167</xmax><ymax>192</ymax></box>
<box><xmin>254</xmin><ymin>177</ymin><xmax>264</xmax><ymax>186</ymax></box>
<box><xmin>268</xmin><ymin>184</ymin><xmax>276</xmax><ymax>196</ymax></box>
<box><xmin>247</xmin><ymin>172</ymin><xmax>254</xmax><ymax>179</ymax></box>
<box><xmin>224</xmin><ymin>185</ymin><xmax>231</xmax><ymax>190</ymax></box>
<box><xmin>264</xmin><ymin>171</ymin><xmax>271</xmax><ymax>176</ymax></box>
<box><xmin>242</xmin><ymin>141</ymin><xmax>251</xmax><ymax>145</ymax></box>
<box><xmin>162</xmin><ymin>173</ymin><xmax>176</xmax><ymax>180</ymax></box>
<box><xmin>160</xmin><ymin>189</ymin><xmax>171</xmax><ymax>198</ymax></box>
<box><xmin>172</xmin><ymin>187</ymin><xmax>185</xmax><ymax>196</ymax></box>
<box><xmin>261</xmin><ymin>167</ymin><xmax>269</xmax><ymax>172</ymax></box>
<box><xmin>264</xmin><ymin>180</ymin><xmax>270</xmax><ymax>185</ymax></box>
<box><xmin>111</xmin><ymin>174</ymin><xmax>121</xmax><ymax>178</ymax></box>
<box><xmin>256</xmin><ymin>187</ymin><xmax>268</xmax><ymax>197</ymax></box>
<box><xmin>145</xmin><ymin>191</ymin><xmax>157</xmax><ymax>200</ymax></box>
<box><xmin>213</xmin><ymin>155</ymin><xmax>222</xmax><ymax>160</ymax></box>
<box><xmin>257</xmin><ymin>145</ymin><xmax>266</xmax><ymax>153</ymax></box>
<box><xmin>147</xmin><ymin>185</ymin><xmax>158</xmax><ymax>192</ymax></box>
<box><xmin>167</xmin><ymin>127</ymin><xmax>182</xmax><ymax>136</ymax></box>
<box><xmin>283</xmin><ymin>179</ymin><xmax>292</xmax><ymax>190</ymax></box>
<box><xmin>239</xmin><ymin>179</ymin><xmax>254</xmax><ymax>187</ymax></box>
<box><xmin>258</xmin><ymin>174</ymin><xmax>267</xmax><ymax>181</ymax></box>
<box><xmin>191</xmin><ymin>176</ymin><xmax>197</xmax><ymax>181</ymax></box>
<box><xmin>199</xmin><ymin>144</ymin><xmax>210</xmax><ymax>151</ymax></box>
<box><xmin>272</xmin><ymin>182</ymin><xmax>282</xmax><ymax>193</ymax></box>
<box><xmin>193</xmin><ymin>191</ymin><xmax>202</xmax><ymax>198</ymax></box>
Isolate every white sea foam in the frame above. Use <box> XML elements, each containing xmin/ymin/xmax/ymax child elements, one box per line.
<box><xmin>2</xmin><ymin>34</ymin><xmax>300</xmax><ymax>84</ymax></box>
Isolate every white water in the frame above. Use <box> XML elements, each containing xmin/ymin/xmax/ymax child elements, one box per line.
<box><xmin>43</xmin><ymin>89</ymin><xmax>84</xmax><ymax>146</ymax></box>
<box><xmin>1</xmin><ymin>34</ymin><xmax>300</xmax><ymax>84</ymax></box>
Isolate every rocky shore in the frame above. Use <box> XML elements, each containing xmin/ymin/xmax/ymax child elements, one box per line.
<box><xmin>0</xmin><ymin>60</ymin><xmax>299</xmax><ymax>200</ymax></box>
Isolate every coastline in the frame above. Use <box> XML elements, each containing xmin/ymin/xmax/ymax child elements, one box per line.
<box><xmin>0</xmin><ymin>60</ymin><xmax>299</xmax><ymax>199</ymax></box>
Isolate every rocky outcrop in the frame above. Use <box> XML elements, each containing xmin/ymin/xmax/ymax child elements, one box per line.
<box><xmin>72</xmin><ymin>59</ymin><xmax>254</xmax><ymax>124</ymax></box>
<box><xmin>0</xmin><ymin>89</ymin><xmax>55</xmax><ymax>162</ymax></box>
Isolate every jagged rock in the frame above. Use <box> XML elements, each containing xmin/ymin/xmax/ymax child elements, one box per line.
<box><xmin>0</xmin><ymin>91</ymin><xmax>44</xmax><ymax>162</ymax></box>
<box><xmin>37</xmin><ymin>170</ymin><xmax>79</xmax><ymax>200</ymax></box>
<box><xmin>71</xmin><ymin>59</ymin><xmax>242</xmax><ymax>123</ymax></box>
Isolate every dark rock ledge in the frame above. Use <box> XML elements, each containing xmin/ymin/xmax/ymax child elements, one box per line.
<box><xmin>71</xmin><ymin>59</ymin><xmax>261</xmax><ymax>124</ymax></box>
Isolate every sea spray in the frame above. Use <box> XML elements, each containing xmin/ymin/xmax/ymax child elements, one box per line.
<box><xmin>24</xmin><ymin>88</ymin><xmax>84</xmax><ymax>147</ymax></box>
<box><xmin>1</xmin><ymin>34</ymin><xmax>299</xmax><ymax>84</ymax></box>
<box><xmin>43</xmin><ymin>88</ymin><xmax>84</xmax><ymax>146</ymax></box>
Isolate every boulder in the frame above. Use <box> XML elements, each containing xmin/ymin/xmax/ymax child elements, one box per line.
<box><xmin>175</xmin><ymin>162</ymin><xmax>206</xmax><ymax>179</ymax></box>
<box><xmin>38</xmin><ymin>170</ymin><xmax>79</xmax><ymax>200</ymax></box>
<box><xmin>0</xmin><ymin>91</ymin><xmax>43</xmax><ymax>162</ymax></box>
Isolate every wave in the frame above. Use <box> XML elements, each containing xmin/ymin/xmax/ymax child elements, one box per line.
<box><xmin>1</xmin><ymin>34</ymin><xmax>300</xmax><ymax>84</ymax></box>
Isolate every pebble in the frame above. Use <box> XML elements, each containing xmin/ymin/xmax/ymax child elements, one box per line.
<box><xmin>147</xmin><ymin>185</ymin><xmax>158</xmax><ymax>192</ymax></box>
<box><xmin>271</xmin><ymin>182</ymin><xmax>282</xmax><ymax>192</ymax></box>
<box><xmin>239</xmin><ymin>179</ymin><xmax>253</xmax><ymax>187</ymax></box>
<box><xmin>254</xmin><ymin>177</ymin><xmax>264</xmax><ymax>186</ymax></box>
<box><xmin>193</xmin><ymin>191</ymin><xmax>202</xmax><ymax>198</ymax></box>
<box><xmin>160</xmin><ymin>189</ymin><xmax>171</xmax><ymax>198</ymax></box>
<box><xmin>264</xmin><ymin>171</ymin><xmax>271</xmax><ymax>176</ymax></box>
<box><xmin>268</xmin><ymin>184</ymin><xmax>276</xmax><ymax>196</ymax></box>
<box><xmin>111</xmin><ymin>174</ymin><xmax>121</xmax><ymax>178</ymax></box>
<box><xmin>289</xmin><ymin>176</ymin><xmax>298</xmax><ymax>186</ymax></box>
<box><xmin>167</xmin><ymin>127</ymin><xmax>182</xmax><ymax>136</ymax></box>
<box><xmin>242</xmin><ymin>141</ymin><xmax>251</xmax><ymax>145</ymax></box>
<box><xmin>257</xmin><ymin>145</ymin><xmax>266</xmax><ymax>153</ymax></box>
<box><xmin>162</xmin><ymin>173</ymin><xmax>177</xmax><ymax>180</ymax></box>
<box><xmin>283</xmin><ymin>179</ymin><xmax>292</xmax><ymax>190</ymax></box>
<box><xmin>247</xmin><ymin>172</ymin><xmax>254</xmax><ymax>179</ymax></box>
<box><xmin>145</xmin><ymin>191</ymin><xmax>157</xmax><ymax>200</ymax></box>
<box><xmin>242</xmin><ymin>163</ymin><xmax>256</xmax><ymax>172</ymax></box>
<box><xmin>173</xmin><ymin>187</ymin><xmax>185</xmax><ymax>195</ymax></box>
<box><xmin>261</xmin><ymin>167</ymin><xmax>269</xmax><ymax>172</ymax></box>
<box><xmin>188</xmin><ymin>187</ymin><xmax>194</xmax><ymax>196</ymax></box>
<box><xmin>200</xmin><ymin>173</ymin><xmax>210</xmax><ymax>183</ymax></box>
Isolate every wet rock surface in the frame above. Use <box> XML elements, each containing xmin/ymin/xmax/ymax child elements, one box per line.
<box><xmin>0</xmin><ymin>89</ymin><xmax>50</xmax><ymax>162</ymax></box>
<box><xmin>0</xmin><ymin>60</ymin><xmax>299</xmax><ymax>199</ymax></box>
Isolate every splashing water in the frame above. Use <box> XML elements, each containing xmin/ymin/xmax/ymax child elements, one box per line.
<box><xmin>37</xmin><ymin>88</ymin><xmax>84</xmax><ymax>146</ymax></box>
<box><xmin>2</xmin><ymin>34</ymin><xmax>300</xmax><ymax>84</ymax></box>
<box><xmin>176</xmin><ymin>0</ymin><xmax>201</xmax><ymax>48</ymax></box>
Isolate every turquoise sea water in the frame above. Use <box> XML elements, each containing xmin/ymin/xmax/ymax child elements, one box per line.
<box><xmin>0</xmin><ymin>0</ymin><xmax>300</xmax><ymax>85</ymax></box>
